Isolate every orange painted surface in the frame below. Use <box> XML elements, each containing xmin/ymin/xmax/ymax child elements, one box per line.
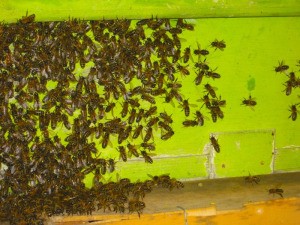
<box><xmin>51</xmin><ymin>198</ymin><xmax>300</xmax><ymax>225</ymax></box>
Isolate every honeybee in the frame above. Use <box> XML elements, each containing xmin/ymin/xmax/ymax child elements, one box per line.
<box><xmin>159</xmin><ymin>112</ymin><xmax>173</xmax><ymax>124</ymax></box>
<box><xmin>121</xmin><ymin>101</ymin><xmax>129</xmax><ymax>118</ymax></box>
<box><xmin>144</xmin><ymin>106</ymin><xmax>157</xmax><ymax>118</ymax></box>
<box><xmin>118</xmin><ymin>146</ymin><xmax>127</xmax><ymax>162</ymax></box>
<box><xmin>194</xmin><ymin>69</ymin><xmax>205</xmax><ymax>86</ymax></box>
<box><xmin>147</xmin><ymin>116</ymin><xmax>159</xmax><ymax>127</ymax></box>
<box><xmin>194</xmin><ymin>110</ymin><xmax>205</xmax><ymax>126</ymax></box>
<box><xmin>177</xmin><ymin>64</ymin><xmax>190</xmax><ymax>76</ymax></box>
<box><xmin>182</xmin><ymin>120</ymin><xmax>198</xmax><ymax>127</ymax></box>
<box><xmin>128</xmin><ymin>200</ymin><xmax>145</xmax><ymax>217</ymax></box>
<box><xmin>19</xmin><ymin>12</ymin><xmax>35</xmax><ymax>24</ymax></box>
<box><xmin>206</xmin><ymin>70</ymin><xmax>221</xmax><ymax>79</ymax></box>
<box><xmin>269</xmin><ymin>188</ymin><xmax>284</xmax><ymax>198</ymax></box>
<box><xmin>179</xmin><ymin>99</ymin><xmax>192</xmax><ymax>117</ymax></box>
<box><xmin>158</xmin><ymin>121</ymin><xmax>173</xmax><ymax>132</ymax></box>
<box><xmin>167</xmin><ymin>79</ymin><xmax>182</xmax><ymax>89</ymax></box>
<box><xmin>102</xmin><ymin>132</ymin><xmax>110</xmax><ymax>149</ymax></box>
<box><xmin>242</xmin><ymin>95</ymin><xmax>257</xmax><ymax>107</ymax></box>
<box><xmin>141</xmin><ymin>151</ymin><xmax>153</xmax><ymax>164</ymax></box>
<box><xmin>133</xmin><ymin>125</ymin><xmax>143</xmax><ymax>139</ymax></box>
<box><xmin>289</xmin><ymin>104</ymin><xmax>299</xmax><ymax>121</ymax></box>
<box><xmin>204</xmin><ymin>83</ymin><xmax>217</xmax><ymax>98</ymax></box>
<box><xmin>107</xmin><ymin>159</ymin><xmax>116</xmax><ymax>173</ymax></box>
<box><xmin>141</xmin><ymin>142</ymin><xmax>155</xmax><ymax>151</ymax></box>
<box><xmin>274</xmin><ymin>61</ymin><xmax>289</xmax><ymax>73</ymax></box>
<box><xmin>183</xmin><ymin>47</ymin><xmax>191</xmax><ymax>63</ymax></box>
<box><xmin>210</xmin><ymin>136</ymin><xmax>220</xmax><ymax>153</ymax></box>
<box><xmin>176</xmin><ymin>18</ymin><xmax>194</xmax><ymax>30</ymax></box>
<box><xmin>128</xmin><ymin>108</ymin><xmax>137</xmax><ymax>124</ymax></box>
<box><xmin>194</xmin><ymin>43</ymin><xmax>209</xmax><ymax>56</ymax></box>
<box><xmin>127</xmin><ymin>143</ymin><xmax>139</xmax><ymax>157</ymax></box>
<box><xmin>211</xmin><ymin>39</ymin><xmax>226</xmax><ymax>51</ymax></box>
<box><xmin>136</xmin><ymin>108</ymin><xmax>145</xmax><ymax>123</ymax></box>
<box><xmin>161</xmin><ymin>131</ymin><xmax>174</xmax><ymax>140</ymax></box>
<box><xmin>143</xmin><ymin>127</ymin><xmax>153</xmax><ymax>142</ymax></box>
<box><xmin>284</xmin><ymin>80</ymin><xmax>293</xmax><ymax>96</ymax></box>
<box><xmin>245</xmin><ymin>173</ymin><xmax>260</xmax><ymax>184</ymax></box>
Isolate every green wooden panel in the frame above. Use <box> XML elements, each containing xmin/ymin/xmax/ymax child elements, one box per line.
<box><xmin>1</xmin><ymin>6</ymin><xmax>300</xmax><ymax>185</ymax></box>
<box><xmin>1</xmin><ymin>0</ymin><xmax>300</xmax><ymax>23</ymax></box>
<box><xmin>274</xmin><ymin>147</ymin><xmax>300</xmax><ymax>172</ymax></box>
<box><xmin>211</xmin><ymin>130</ymin><xmax>274</xmax><ymax>178</ymax></box>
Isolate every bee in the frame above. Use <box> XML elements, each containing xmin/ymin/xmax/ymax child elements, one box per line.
<box><xmin>144</xmin><ymin>127</ymin><xmax>153</xmax><ymax>142</ymax></box>
<box><xmin>141</xmin><ymin>142</ymin><xmax>155</xmax><ymax>151</ymax></box>
<box><xmin>245</xmin><ymin>173</ymin><xmax>260</xmax><ymax>184</ymax></box>
<box><xmin>182</xmin><ymin>120</ymin><xmax>198</xmax><ymax>127</ymax></box>
<box><xmin>274</xmin><ymin>61</ymin><xmax>289</xmax><ymax>73</ymax></box>
<box><xmin>158</xmin><ymin>121</ymin><xmax>173</xmax><ymax>132</ymax></box>
<box><xmin>141</xmin><ymin>94</ymin><xmax>156</xmax><ymax>104</ymax></box>
<box><xmin>128</xmin><ymin>108</ymin><xmax>137</xmax><ymax>124</ymax></box>
<box><xmin>172</xmin><ymin>34</ymin><xmax>181</xmax><ymax>49</ymax></box>
<box><xmin>29</xmin><ymin>91</ymin><xmax>39</xmax><ymax>110</ymax></box>
<box><xmin>194</xmin><ymin>69</ymin><xmax>205</xmax><ymax>86</ymax></box>
<box><xmin>167</xmin><ymin>79</ymin><xmax>182</xmax><ymax>89</ymax></box>
<box><xmin>176</xmin><ymin>18</ymin><xmax>194</xmax><ymax>30</ymax></box>
<box><xmin>269</xmin><ymin>188</ymin><xmax>284</xmax><ymax>198</ymax></box>
<box><xmin>157</xmin><ymin>73</ymin><xmax>165</xmax><ymax>89</ymax></box>
<box><xmin>105</xmin><ymin>102</ymin><xmax>116</xmax><ymax>113</ymax></box>
<box><xmin>211</xmin><ymin>39</ymin><xmax>226</xmax><ymax>51</ymax></box>
<box><xmin>107</xmin><ymin>159</ymin><xmax>116</xmax><ymax>173</ymax></box>
<box><xmin>210</xmin><ymin>136</ymin><xmax>220</xmax><ymax>153</ymax></box>
<box><xmin>141</xmin><ymin>151</ymin><xmax>153</xmax><ymax>164</ymax></box>
<box><xmin>93</xmin><ymin>168</ymin><xmax>102</xmax><ymax>186</ymax></box>
<box><xmin>128</xmin><ymin>98</ymin><xmax>140</xmax><ymax>108</ymax></box>
<box><xmin>169</xmin><ymin>27</ymin><xmax>182</xmax><ymax>35</ymax></box>
<box><xmin>121</xmin><ymin>101</ymin><xmax>129</xmax><ymax>118</ymax></box>
<box><xmin>177</xmin><ymin>64</ymin><xmax>190</xmax><ymax>76</ymax></box>
<box><xmin>127</xmin><ymin>143</ymin><xmax>139</xmax><ymax>157</ymax></box>
<box><xmin>144</xmin><ymin>106</ymin><xmax>157</xmax><ymax>118</ymax></box>
<box><xmin>19</xmin><ymin>12</ymin><xmax>35</xmax><ymax>24</ymax></box>
<box><xmin>289</xmin><ymin>104</ymin><xmax>299</xmax><ymax>121</ymax></box>
<box><xmin>133</xmin><ymin>125</ymin><xmax>143</xmax><ymax>139</ymax></box>
<box><xmin>194</xmin><ymin>110</ymin><xmax>205</xmax><ymax>126</ymax></box>
<box><xmin>102</xmin><ymin>132</ymin><xmax>110</xmax><ymax>149</ymax></box>
<box><xmin>284</xmin><ymin>80</ymin><xmax>293</xmax><ymax>96</ymax></box>
<box><xmin>194</xmin><ymin>43</ymin><xmax>209</xmax><ymax>56</ymax></box>
<box><xmin>183</xmin><ymin>47</ymin><xmax>191</xmax><ymax>63</ymax></box>
<box><xmin>179</xmin><ymin>99</ymin><xmax>193</xmax><ymax>117</ymax></box>
<box><xmin>61</xmin><ymin>114</ymin><xmax>71</xmax><ymax>130</ymax></box>
<box><xmin>206</xmin><ymin>70</ymin><xmax>221</xmax><ymax>79</ymax></box>
<box><xmin>242</xmin><ymin>95</ymin><xmax>257</xmax><ymax>107</ymax></box>
<box><xmin>161</xmin><ymin>131</ymin><xmax>174</xmax><ymax>140</ymax></box>
<box><xmin>128</xmin><ymin>200</ymin><xmax>145</xmax><ymax>217</ymax></box>
<box><xmin>212</xmin><ymin>96</ymin><xmax>226</xmax><ymax>108</ymax></box>
<box><xmin>136</xmin><ymin>108</ymin><xmax>144</xmax><ymax>123</ymax></box>
<box><xmin>197</xmin><ymin>94</ymin><xmax>211</xmax><ymax>109</ymax></box>
<box><xmin>159</xmin><ymin>112</ymin><xmax>173</xmax><ymax>124</ymax></box>
<box><xmin>147</xmin><ymin>116</ymin><xmax>159</xmax><ymax>127</ymax></box>
<box><xmin>204</xmin><ymin>83</ymin><xmax>217</xmax><ymax>98</ymax></box>
<box><xmin>118</xmin><ymin>146</ymin><xmax>127</xmax><ymax>162</ymax></box>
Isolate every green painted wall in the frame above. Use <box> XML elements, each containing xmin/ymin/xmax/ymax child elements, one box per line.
<box><xmin>1</xmin><ymin>1</ymin><xmax>300</xmax><ymax>187</ymax></box>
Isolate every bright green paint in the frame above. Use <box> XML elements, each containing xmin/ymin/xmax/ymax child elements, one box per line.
<box><xmin>274</xmin><ymin>147</ymin><xmax>300</xmax><ymax>172</ymax></box>
<box><xmin>1</xmin><ymin>2</ymin><xmax>300</xmax><ymax>187</ymax></box>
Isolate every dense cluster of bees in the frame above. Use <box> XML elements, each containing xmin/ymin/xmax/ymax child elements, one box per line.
<box><xmin>274</xmin><ymin>60</ymin><xmax>300</xmax><ymax>121</ymax></box>
<box><xmin>0</xmin><ymin>13</ymin><xmax>227</xmax><ymax>224</ymax></box>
